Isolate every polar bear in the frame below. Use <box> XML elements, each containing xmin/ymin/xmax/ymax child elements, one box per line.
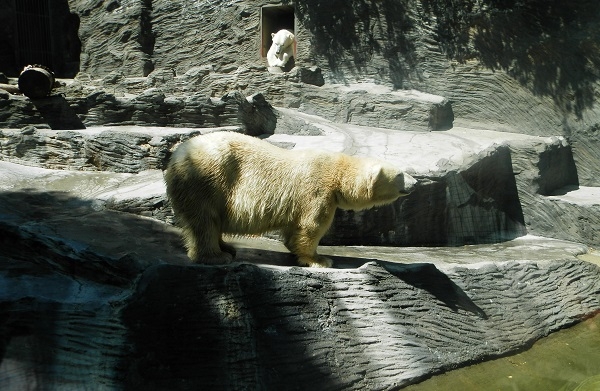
<box><xmin>165</xmin><ymin>132</ymin><xmax>417</xmax><ymax>268</ymax></box>
<box><xmin>267</xmin><ymin>29</ymin><xmax>295</xmax><ymax>68</ymax></box>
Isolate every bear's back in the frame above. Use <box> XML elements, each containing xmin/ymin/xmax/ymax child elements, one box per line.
<box><xmin>171</xmin><ymin>132</ymin><xmax>281</xmax><ymax>168</ymax></box>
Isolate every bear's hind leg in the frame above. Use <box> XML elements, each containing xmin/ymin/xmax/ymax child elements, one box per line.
<box><xmin>219</xmin><ymin>238</ymin><xmax>237</xmax><ymax>257</ymax></box>
<box><xmin>182</xmin><ymin>221</ymin><xmax>233</xmax><ymax>265</ymax></box>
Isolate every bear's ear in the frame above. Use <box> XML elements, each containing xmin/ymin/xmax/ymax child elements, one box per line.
<box><xmin>271</xmin><ymin>33</ymin><xmax>275</xmax><ymax>38</ymax></box>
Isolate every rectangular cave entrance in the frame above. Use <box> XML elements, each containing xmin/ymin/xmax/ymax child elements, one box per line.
<box><xmin>260</xmin><ymin>5</ymin><xmax>296</xmax><ymax>59</ymax></box>
<box><xmin>0</xmin><ymin>0</ymin><xmax>80</xmax><ymax>77</ymax></box>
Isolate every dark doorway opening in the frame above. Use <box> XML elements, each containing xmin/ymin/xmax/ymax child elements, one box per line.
<box><xmin>260</xmin><ymin>5</ymin><xmax>295</xmax><ymax>58</ymax></box>
<box><xmin>0</xmin><ymin>0</ymin><xmax>80</xmax><ymax>77</ymax></box>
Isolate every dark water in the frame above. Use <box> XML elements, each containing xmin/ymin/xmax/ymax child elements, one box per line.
<box><xmin>404</xmin><ymin>313</ymin><xmax>600</xmax><ymax>391</ymax></box>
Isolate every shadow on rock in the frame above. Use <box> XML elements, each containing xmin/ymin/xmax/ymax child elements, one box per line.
<box><xmin>284</xmin><ymin>0</ymin><xmax>418</xmax><ymax>87</ymax></box>
<box><xmin>421</xmin><ymin>0</ymin><xmax>600</xmax><ymax>117</ymax></box>
<box><xmin>332</xmin><ymin>255</ymin><xmax>487</xmax><ymax>319</ymax></box>
<box><xmin>121</xmin><ymin>263</ymin><xmax>351</xmax><ymax>390</ymax></box>
<box><xmin>380</xmin><ymin>261</ymin><xmax>488</xmax><ymax>320</ymax></box>
<box><xmin>30</xmin><ymin>95</ymin><xmax>86</xmax><ymax>130</ymax></box>
<box><xmin>0</xmin><ymin>189</ymin><xmax>188</xmax><ymax>287</ymax></box>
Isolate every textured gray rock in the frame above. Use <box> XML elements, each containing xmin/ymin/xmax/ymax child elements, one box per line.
<box><xmin>1</xmin><ymin>0</ymin><xmax>599</xmax><ymax>181</ymax></box>
<box><xmin>0</xmin><ymin>121</ymin><xmax>599</xmax><ymax>389</ymax></box>
<box><xmin>289</xmin><ymin>83</ymin><xmax>454</xmax><ymax>131</ymax></box>
<box><xmin>0</xmin><ymin>74</ymin><xmax>449</xmax><ymax>133</ymax></box>
<box><xmin>326</xmin><ymin>144</ymin><xmax>526</xmax><ymax>246</ymax></box>
<box><xmin>0</xmin><ymin>88</ymin><xmax>276</xmax><ymax>135</ymax></box>
<box><xmin>121</xmin><ymin>259</ymin><xmax>600</xmax><ymax>390</ymax></box>
<box><xmin>2</xmin><ymin>113</ymin><xmax>598</xmax><ymax>248</ymax></box>
<box><xmin>268</xmin><ymin>111</ymin><xmax>600</xmax><ymax>248</ymax></box>
<box><xmin>0</xmin><ymin>0</ymin><xmax>599</xmax><ymax>388</ymax></box>
<box><xmin>507</xmin><ymin>137</ymin><xmax>600</xmax><ymax>247</ymax></box>
<box><xmin>0</xmin><ymin>126</ymin><xmax>201</xmax><ymax>172</ymax></box>
<box><xmin>0</xmin><ymin>190</ymin><xmax>598</xmax><ymax>390</ymax></box>
<box><xmin>114</xmin><ymin>1</ymin><xmax>600</xmax><ymax>182</ymax></box>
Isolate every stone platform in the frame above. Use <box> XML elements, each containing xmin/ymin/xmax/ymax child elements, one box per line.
<box><xmin>0</xmin><ymin>183</ymin><xmax>599</xmax><ymax>389</ymax></box>
<box><xmin>1</xmin><ymin>108</ymin><xmax>598</xmax><ymax>247</ymax></box>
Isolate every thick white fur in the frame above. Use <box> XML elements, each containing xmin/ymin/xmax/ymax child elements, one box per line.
<box><xmin>165</xmin><ymin>131</ymin><xmax>416</xmax><ymax>267</ymax></box>
<box><xmin>267</xmin><ymin>29</ymin><xmax>295</xmax><ymax>67</ymax></box>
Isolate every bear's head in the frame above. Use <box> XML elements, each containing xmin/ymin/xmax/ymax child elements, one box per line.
<box><xmin>271</xmin><ymin>29</ymin><xmax>295</xmax><ymax>54</ymax></box>
<box><xmin>337</xmin><ymin>159</ymin><xmax>417</xmax><ymax>211</ymax></box>
<box><xmin>369</xmin><ymin>163</ymin><xmax>417</xmax><ymax>205</ymax></box>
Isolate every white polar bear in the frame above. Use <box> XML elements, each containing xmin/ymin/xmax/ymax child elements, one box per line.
<box><xmin>165</xmin><ymin>131</ymin><xmax>417</xmax><ymax>268</ymax></box>
<box><xmin>267</xmin><ymin>29</ymin><xmax>295</xmax><ymax>68</ymax></box>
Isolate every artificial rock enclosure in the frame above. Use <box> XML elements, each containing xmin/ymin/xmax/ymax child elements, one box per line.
<box><xmin>1</xmin><ymin>0</ymin><xmax>600</xmax><ymax>390</ymax></box>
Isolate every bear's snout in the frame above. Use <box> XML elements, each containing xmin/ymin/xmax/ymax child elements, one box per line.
<box><xmin>400</xmin><ymin>172</ymin><xmax>417</xmax><ymax>195</ymax></box>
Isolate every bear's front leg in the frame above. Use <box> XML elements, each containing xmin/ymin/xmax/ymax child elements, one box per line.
<box><xmin>271</xmin><ymin>57</ymin><xmax>286</xmax><ymax>67</ymax></box>
<box><xmin>283</xmin><ymin>225</ymin><xmax>333</xmax><ymax>268</ymax></box>
<box><xmin>298</xmin><ymin>254</ymin><xmax>334</xmax><ymax>268</ymax></box>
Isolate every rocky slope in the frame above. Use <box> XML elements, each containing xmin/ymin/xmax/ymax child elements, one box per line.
<box><xmin>2</xmin><ymin>108</ymin><xmax>597</xmax><ymax>248</ymax></box>
<box><xmin>2</xmin><ymin>0</ymin><xmax>598</xmax><ymax>183</ymax></box>
<box><xmin>1</xmin><ymin>166</ymin><xmax>598</xmax><ymax>390</ymax></box>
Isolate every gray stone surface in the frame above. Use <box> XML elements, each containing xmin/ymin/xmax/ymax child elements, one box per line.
<box><xmin>1</xmin><ymin>0</ymin><xmax>599</xmax><ymax>181</ymax></box>
<box><xmin>0</xmin><ymin>186</ymin><xmax>598</xmax><ymax>389</ymax></box>
<box><xmin>1</xmin><ymin>106</ymin><xmax>599</xmax><ymax>248</ymax></box>
<box><xmin>285</xmin><ymin>83</ymin><xmax>454</xmax><ymax>131</ymax></box>
<box><xmin>0</xmin><ymin>126</ymin><xmax>197</xmax><ymax>172</ymax></box>
<box><xmin>0</xmin><ymin>88</ymin><xmax>276</xmax><ymax>134</ymax></box>
<box><xmin>0</xmin><ymin>0</ymin><xmax>600</xmax><ymax>388</ymax></box>
<box><xmin>1</xmin><ymin>122</ymin><xmax>600</xmax><ymax>390</ymax></box>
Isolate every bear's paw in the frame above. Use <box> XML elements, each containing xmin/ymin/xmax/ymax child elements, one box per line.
<box><xmin>297</xmin><ymin>255</ymin><xmax>333</xmax><ymax>268</ymax></box>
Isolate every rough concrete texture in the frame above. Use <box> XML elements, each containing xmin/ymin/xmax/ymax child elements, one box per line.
<box><xmin>1</xmin><ymin>107</ymin><xmax>597</xmax><ymax>248</ymax></box>
<box><xmin>1</xmin><ymin>179</ymin><xmax>599</xmax><ymax>390</ymax></box>
<box><xmin>1</xmin><ymin>115</ymin><xmax>599</xmax><ymax>388</ymax></box>
<box><xmin>44</xmin><ymin>0</ymin><xmax>598</xmax><ymax>186</ymax></box>
<box><xmin>1</xmin><ymin>0</ymin><xmax>600</xmax><ymax>389</ymax></box>
<box><xmin>1</xmin><ymin>112</ymin><xmax>599</xmax><ymax>390</ymax></box>
<box><xmin>0</xmin><ymin>88</ymin><xmax>276</xmax><ymax>134</ymax></box>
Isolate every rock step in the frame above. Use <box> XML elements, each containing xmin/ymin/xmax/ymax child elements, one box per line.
<box><xmin>0</xmin><ymin>125</ymin><xmax>215</xmax><ymax>173</ymax></box>
<box><xmin>2</xmin><ymin>115</ymin><xmax>597</xmax><ymax>248</ymax></box>
<box><xmin>97</xmin><ymin>71</ymin><xmax>456</xmax><ymax>131</ymax></box>
<box><xmin>0</xmin><ymin>88</ymin><xmax>276</xmax><ymax>135</ymax></box>
<box><xmin>268</xmin><ymin>113</ymin><xmax>599</xmax><ymax>248</ymax></box>
<box><xmin>1</xmin><ymin>75</ymin><xmax>453</xmax><ymax>132</ymax></box>
<box><xmin>1</xmin><ymin>132</ymin><xmax>597</xmax><ymax>389</ymax></box>
<box><xmin>278</xmin><ymin>82</ymin><xmax>454</xmax><ymax>131</ymax></box>
<box><xmin>536</xmin><ymin>186</ymin><xmax>600</xmax><ymax>247</ymax></box>
<box><xmin>508</xmin><ymin>138</ymin><xmax>600</xmax><ymax>247</ymax></box>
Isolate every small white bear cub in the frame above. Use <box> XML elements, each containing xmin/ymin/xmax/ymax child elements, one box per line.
<box><xmin>267</xmin><ymin>29</ymin><xmax>295</xmax><ymax>68</ymax></box>
<box><xmin>165</xmin><ymin>132</ymin><xmax>417</xmax><ymax>268</ymax></box>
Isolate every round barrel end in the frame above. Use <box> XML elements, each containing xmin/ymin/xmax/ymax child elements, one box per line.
<box><xmin>18</xmin><ymin>66</ymin><xmax>55</xmax><ymax>99</ymax></box>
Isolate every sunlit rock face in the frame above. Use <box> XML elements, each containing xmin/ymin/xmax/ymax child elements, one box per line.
<box><xmin>3</xmin><ymin>122</ymin><xmax>594</xmax><ymax>248</ymax></box>
<box><xmin>1</xmin><ymin>0</ymin><xmax>599</xmax><ymax>179</ymax></box>
<box><xmin>0</xmin><ymin>191</ymin><xmax>599</xmax><ymax>389</ymax></box>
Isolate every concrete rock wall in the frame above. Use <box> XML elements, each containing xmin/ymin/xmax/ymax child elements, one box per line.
<box><xmin>1</xmin><ymin>0</ymin><xmax>599</xmax><ymax>184</ymax></box>
<box><xmin>1</xmin><ymin>1</ymin><xmax>600</xmax><ymax>388</ymax></box>
<box><xmin>66</xmin><ymin>0</ymin><xmax>600</xmax><ymax>185</ymax></box>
